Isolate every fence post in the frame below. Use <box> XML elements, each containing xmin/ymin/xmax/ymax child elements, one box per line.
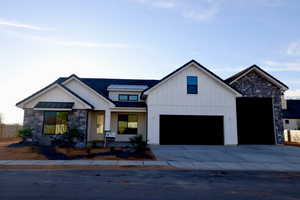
<box><xmin>288</xmin><ymin>129</ymin><xmax>292</xmax><ymax>143</ymax></box>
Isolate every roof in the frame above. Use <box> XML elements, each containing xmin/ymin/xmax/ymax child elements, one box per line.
<box><xmin>56</xmin><ymin>77</ymin><xmax>159</xmax><ymax>102</ymax></box>
<box><xmin>225</xmin><ymin>65</ymin><xmax>289</xmax><ymax>90</ymax></box>
<box><xmin>143</xmin><ymin>60</ymin><xmax>242</xmax><ymax>96</ymax></box>
<box><xmin>34</xmin><ymin>102</ymin><xmax>74</xmax><ymax>109</ymax></box>
<box><xmin>107</xmin><ymin>84</ymin><xmax>149</xmax><ymax>91</ymax></box>
<box><xmin>113</xmin><ymin>101</ymin><xmax>147</xmax><ymax>108</ymax></box>
<box><xmin>283</xmin><ymin>100</ymin><xmax>300</xmax><ymax>119</ymax></box>
<box><xmin>16</xmin><ymin>82</ymin><xmax>94</xmax><ymax>109</ymax></box>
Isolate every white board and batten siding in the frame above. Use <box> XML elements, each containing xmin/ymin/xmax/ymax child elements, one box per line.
<box><xmin>64</xmin><ymin>79</ymin><xmax>111</xmax><ymax>110</ymax></box>
<box><xmin>146</xmin><ymin>64</ymin><xmax>239</xmax><ymax>145</ymax></box>
<box><xmin>22</xmin><ymin>85</ymin><xmax>88</xmax><ymax>109</ymax></box>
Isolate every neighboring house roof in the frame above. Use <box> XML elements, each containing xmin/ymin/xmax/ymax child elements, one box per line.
<box><xmin>225</xmin><ymin>65</ymin><xmax>289</xmax><ymax>91</ymax></box>
<box><xmin>283</xmin><ymin>100</ymin><xmax>300</xmax><ymax>119</ymax></box>
<box><xmin>34</xmin><ymin>102</ymin><xmax>74</xmax><ymax>110</ymax></box>
<box><xmin>16</xmin><ymin>82</ymin><xmax>94</xmax><ymax>109</ymax></box>
<box><xmin>143</xmin><ymin>60</ymin><xmax>242</xmax><ymax>96</ymax></box>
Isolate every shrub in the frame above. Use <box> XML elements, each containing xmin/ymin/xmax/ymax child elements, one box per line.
<box><xmin>17</xmin><ymin>128</ymin><xmax>32</xmax><ymax>141</ymax></box>
<box><xmin>129</xmin><ymin>135</ymin><xmax>147</xmax><ymax>153</ymax></box>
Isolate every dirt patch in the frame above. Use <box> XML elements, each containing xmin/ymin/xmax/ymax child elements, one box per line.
<box><xmin>0</xmin><ymin>138</ymin><xmax>156</xmax><ymax>161</ymax></box>
<box><xmin>0</xmin><ymin>165</ymin><xmax>175</xmax><ymax>170</ymax></box>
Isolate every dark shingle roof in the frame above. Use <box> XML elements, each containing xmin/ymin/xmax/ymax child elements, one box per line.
<box><xmin>113</xmin><ymin>101</ymin><xmax>147</xmax><ymax>108</ymax></box>
<box><xmin>56</xmin><ymin>77</ymin><xmax>159</xmax><ymax>101</ymax></box>
<box><xmin>34</xmin><ymin>102</ymin><xmax>74</xmax><ymax>109</ymax></box>
<box><xmin>283</xmin><ymin>100</ymin><xmax>300</xmax><ymax>119</ymax></box>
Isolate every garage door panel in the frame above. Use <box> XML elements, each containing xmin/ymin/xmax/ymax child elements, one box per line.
<box><xmin>160</xmin><ymin>115</ymin><xmax>224</xmax><ymax>145</ymax></box>
<box><xmin>236</xmin><ymin>98</ymin><xmax>275</xmax><ymax>144</ymax></box>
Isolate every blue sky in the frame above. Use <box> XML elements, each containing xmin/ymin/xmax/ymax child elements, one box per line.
<box><xmin>1</xmin><ymin>0</ymin><xmax>300</xmax><ymax>124</ymax></box>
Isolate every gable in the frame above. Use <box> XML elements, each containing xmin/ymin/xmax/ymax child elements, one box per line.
<box><xmin>226</xmin><ymin>66</ymin><xmax>288</xmax><ymax>91</ymax></box>
<box><xmin>19</xmin><ymin>84</ymin><xmax>92</xmax><ymax>109</ymax></box>
<box><xmin>143</xmin><ymin>60</ymin><xmax>241</xmax><ymax>97</ymax></box>
<box><xmin>230</xmin><ymin>70</ymin><xmax>283</xmax><ymax>97</ymax></box>
<box><xmin>63</xmin><ymin>78</ymin><xmax>114</xmax><ymax>109</ymax></box>
<box><xmin>146</xmin><ymin>64</ymin><xmax>239</xmax><ymax>106</ymax></box>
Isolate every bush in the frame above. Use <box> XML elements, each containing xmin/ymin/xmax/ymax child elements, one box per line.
<box><xmin>17</xmin><ymin>128</ymin><xmax>32</xmax><ymax>141</ymax></box>
<box><xmin>129</xmin><ymin>135</ymin><xmax>147</xmax><ymax>153</ymax></box>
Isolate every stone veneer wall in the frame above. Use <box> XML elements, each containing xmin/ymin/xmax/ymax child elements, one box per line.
<box><xmin>230</xmin><ymin>71</ymin><xmax>284</xmax><ymax>144</ymax></box>
<box><xmin>23</xmin><ymin>109</ymin><xmax>88</xmax><ymax>146</ymax></box>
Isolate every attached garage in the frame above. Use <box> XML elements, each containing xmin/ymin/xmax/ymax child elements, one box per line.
<box><xmin>159</xmin><ymin>115</ymin><xmax>224</xmax><ymax>145</ymax></box>
<box><xmin>236</xmin><ymin>98</ymin><xmax>275</xmax><ymax>144</ymax></box>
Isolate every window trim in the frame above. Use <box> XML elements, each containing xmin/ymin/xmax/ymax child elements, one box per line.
<box><xmin>42</xmin><ymin>111</ymin><xmax>69</xmax><ymax>135</ymax></box>
<box><xmin>117</xmin><ymin>113</ymin><xmax>138</xmax><ymax>135</ymax></box>
<box><xmin>187</xmin><ymin>76</ymin><xmax>198</xmax><ymax>94</ymax></box>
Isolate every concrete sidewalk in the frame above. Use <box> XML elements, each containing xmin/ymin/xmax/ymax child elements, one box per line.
<box><xmin>1</xmin><ymin>160</ymin><xmax>300</xmax><ymax>172</ymax></box>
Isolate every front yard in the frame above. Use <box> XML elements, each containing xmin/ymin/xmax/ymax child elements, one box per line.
<box><xmin>0</xmin><ymin>138</ymin><xmax>156</xmax><ymax>161</ymax></box>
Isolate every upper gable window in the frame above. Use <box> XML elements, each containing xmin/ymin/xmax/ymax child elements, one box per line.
<box><xmin>119</xmin><ymin>94</ymin><xmax>139</xmax><ymax>101</ymax></box>
<box><xmin>187</xmin><ymin>76</ymin><xmax>198</xmax><ymax>94</ymax></box>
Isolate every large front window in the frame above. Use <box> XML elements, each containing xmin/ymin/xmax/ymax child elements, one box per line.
<box><xmin>118</xmin><ymin>114</ymin><xmax>138</xmax><ymax>134</ymax></box>
<box><xmin>43</xmin><ymin>111</ymin><xmax>68</xmax><ymax>134</ymax></box>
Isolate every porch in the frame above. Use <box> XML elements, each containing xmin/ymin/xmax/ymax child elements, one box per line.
<box><xmin>87</xmin><ymin>109</ymin><xmax>147</xmax><ymax>143</ymax></box>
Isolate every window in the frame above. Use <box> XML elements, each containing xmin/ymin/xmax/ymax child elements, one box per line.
<box><xmin>129</xmin><ymin>95</ymin><xmax>138</xmax><ymax>101</ymax></box>
<box><xmin>119</xmin><ymin>94</ymin><xmax>128</xmax><ymax>101</ymax></box>
<box><xmin>96</xmin><ymin>113</ymin><xmax>104</xmax><ymax>134</ymax></box>
<box><xmin>43</xmin><ymin>111</ymin><xmax>68</xmax><ymax>134</ymax></box>
<box><xmin>118</xmin><ymin>94</ymin><xmax>139</xmax><ymax>102</ymax></box>
<box><xmin>118</xmin><ymin>114</ymin><xmax>138</xmax><ymax>134</ymax></box>
<box><xmin>187</xmin><ymin>76</ymin><xmax>198</xmax><ymax>94</ymax></box>
<box><xmin>285</xmin><ymin>120</ymin><xmax>290</xmax><ymax>124</ymax></box>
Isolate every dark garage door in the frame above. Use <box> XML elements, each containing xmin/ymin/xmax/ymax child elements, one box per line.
<box><xmin>160</xmin><ymin>115</ymin><xmax>224</xmax><ymax>145</ymax></box>
<box><xmin>236</xmin><ymin>98</ymin><xmax>275</xmax><ymax>145</ymax></box>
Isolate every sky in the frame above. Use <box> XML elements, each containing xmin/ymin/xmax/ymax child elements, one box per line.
<box><xmin>1</xmin><ymin>0</ymin><xmax>300</xmax><ymax>124</ymax></box>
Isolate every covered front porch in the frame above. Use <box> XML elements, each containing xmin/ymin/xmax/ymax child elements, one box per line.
<box><xmin>87</xmin><ymin>108</ymin><xmax>147</xmax><ymax>143</ymax></box>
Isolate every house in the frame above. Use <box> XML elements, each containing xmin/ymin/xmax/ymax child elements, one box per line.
<box><xmin>283</xmin><ymin>100</ymin><xmax>300</xmax><ymax>130</ymax></box>
<box><xmin>16</xmin><ymin>60</ymin><xmax>289</xmax><ymax>146</ymax></box>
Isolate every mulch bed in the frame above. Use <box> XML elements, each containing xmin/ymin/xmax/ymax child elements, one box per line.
<box><xmin>284</xmin><ymin>142</ymin><xmax>300</xmax><ymax>147</ymax></box>
<box><xmin>0</xmin><ymin>138</ymin><xmax>156</xmax><ymax>161</ymax></box>
<box><xmin>0</xmin><ymin>165</ymin><xmax>175</xmax><ymax>170</ymax></box>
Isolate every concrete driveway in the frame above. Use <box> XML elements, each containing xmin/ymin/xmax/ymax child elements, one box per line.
<box><xmin>150</xmin><ymin>145</ymin><xmax>300</xmax><ymax>171</ymax></box>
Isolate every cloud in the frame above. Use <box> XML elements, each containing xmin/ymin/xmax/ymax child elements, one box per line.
<box><xmin>264</xmin><ymin>60</ymin><xmax>300</xmax><ymax>71</ymax></box>
<box><xmin>1</xmin><ymin>30</ymin><xmax>129</xmax><ymax>49</ymax></box>
<box><xmin>57</xmin><ymin>41</ymin><xmax>129</xmax><ymax>48</ymax></box>
<box><xmin>287</xmin><ymin>41</ymin><xmax>300</xmax><ymax>56</ymax></box>
<box><xmin>152</xmin><ymin>1</ymin><xmax>176</xmax><ymax>8</ymax></box>
<box><xmin>285</xmin><ymin>90</ymin><xmax>300</xmax><ymax>99</ymax></box>
<box><xmin>0</xmin><ymin>18</ymin><xmax>54</xmax><ymax>31</ymax></box>
<box><xmin>261</xmin><ymin>0</ymin><xmax>283</xmax><ymax>7</ymax></box>
<box><xmin>130</xmin><ymin>0</ymin><xmax>221</xmax><ymax>22</ymax></box>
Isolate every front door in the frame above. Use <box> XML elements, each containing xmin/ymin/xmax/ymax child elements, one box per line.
<box><xmin>89</xmin><ymin>111</ymin><xmax>105</xmax><ymax>141</ymax></box>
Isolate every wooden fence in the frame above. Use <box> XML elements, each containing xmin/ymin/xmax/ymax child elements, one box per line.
<box><xmin>284</xmin><ymin>130</ymin><xmax>300</xmax><ymax>143</ymax></box>
<box><xmin>0</xmin><ymin>124</ymin><xmax>22</xmax><ymax>138</ymax></box>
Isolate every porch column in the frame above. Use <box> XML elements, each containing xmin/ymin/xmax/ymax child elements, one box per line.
<box><xmin>104</xmin><ymin>110</ymin><xmax>111</xmax><ymax>131</ymax></box>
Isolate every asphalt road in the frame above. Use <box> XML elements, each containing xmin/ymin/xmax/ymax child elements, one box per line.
<box><xmin>1</xmin><ymin>169</ymin><xmax>300</xmax><ymax>200</ymax></box>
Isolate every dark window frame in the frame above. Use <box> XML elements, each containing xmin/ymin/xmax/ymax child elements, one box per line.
<box><xmin>118</xmin><ymin>94</ymin><xmax>139</xmax><ymax>102</ymax></box>
<box><xmin>285</xmin><ymin>119</ymin><xmax>290</xmax><ymax>124</ymax></box>
<box><xmin>187</xmin><ymin>76</ymin><xmax>198</xmax><ymax>94</ymax></box>
<box><xmin>117</xmin><ymin>114</ymin><xmax>138</xmax><ymax>135</ymax></box>
<box><xmin>42</xmin><ymin>111</ymin><xmax>69</xmax><ymax>135</ymax></box>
